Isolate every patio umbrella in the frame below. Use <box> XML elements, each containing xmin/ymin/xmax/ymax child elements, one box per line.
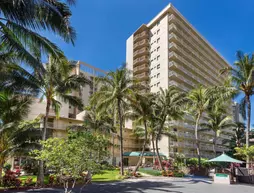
<box><xmin>208</xmin><ymin>153</ymin><xmax>243</xmax><ymax>163</ymax></box>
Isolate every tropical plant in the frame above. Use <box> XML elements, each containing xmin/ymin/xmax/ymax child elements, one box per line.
<box><xmin>126</xmin><ymin>93</ymin><xmax>155</xmax><ymax>173</ymax></box>
<box><xmin>90</xmin><ymin>68</ymin><xmax>143</xmax><ymax>175</ymax></box>
<box><xmin>83</xmin><ymin>106</ymin><xmax>115</xmax><ymax>135</ymax></box>
<box><xmin>187</xmin><ymin>85</ymin><xmax>210</xmax><ymax>168</ymax></box>
<box><xmin>154</xmin><ymin>86</ymin><xmax>187</xmax><ymax>171</ymax></box>
<box><xmin>33</xmin><ymin>131</ymin><xmax>109</xmax><ymax>193</ymax></box>
<box><xmin>221</xmin><ymin>51</ymin><xmax>254</xmax><ymax>168</ymax></box>
<box><xmin>235</xmin><ymin>145</ymin><xmax>254</xmax><ymax>165</ymax></box>
<box><xmin>200</xmin><ymin>106</ymin><xmax>235</xmax><ymax>156</ymax></box>
<box><xmin>0</xmin><ymin>0</ymin><xmax>76</xmax><ymax>70</ymax></box>
<box><xmin>0</xmin><ymin>91</ymin><xmax>32</xmax><ymax>181</ymax></box>
<box><xmin>4</xmin><ymin>57</ymin><xmax>90</xmax><ymax>185</ymax></box>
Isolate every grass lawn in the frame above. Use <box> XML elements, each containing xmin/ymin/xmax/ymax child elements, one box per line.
<box><xmin>139</xmin><ymin>168</ymin><xmax>162</xmax><ymax>176</ymax></box>
<box><xmin>18</xmin><ymin>175</ymin><xmax>49</xmax><ymax>185</ymax></box>
<box><xmin>92</xmin><ymin>169</ymin><xmax>120</xmax><ymax>182</ymax></box>
<box><xmin>16</xmin><ymin>170</ymin><xmax>120</xmax><ymax>185</ymax></box>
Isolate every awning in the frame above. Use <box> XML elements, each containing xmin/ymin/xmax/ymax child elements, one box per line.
<box><xmin>123</xmin><ymin>151</ymin><xmax>166</xmax><ymax>157</ymax></box>
<box><xmin>208</xmin><ymin>153</ymin><xmax>243</xmax><ymax>163</ymax></box>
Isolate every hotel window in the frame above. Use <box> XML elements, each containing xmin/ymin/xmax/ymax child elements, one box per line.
<box><xmin>157</xmin><ymin>21</ymin><xmax>160</xmax><ymax>26</ymax></box>
<box><xmin>157</xmin><ymin>29</ymin><xmax>160</xmax><ymax>34</ymax></box>
<box><xmin>157</xmin><ymin>46</ymin><xmax>160</xmax><ymax>52</ymax></box>
<box><xmin>157</xmin><ymin>64</ymin><xmax>160</xmax><ymax>69</ymax></box>
<box><xmin>157</xmin><ymin>38</ymin><xmax>160</xmax><ymax>43</ymax></box>
<box><xmin>157</xmin><ymin>55</ymin><xmax>160</xmax><ymax>60</ymax></box>
<box><xmin>157</xmin><ymin>73</ymin><xmax>160</xmax><ymax>78</ymax></box>
<box><xmin>157</xmin><ymin>82</ymin><xmax>160</xmax><ymax>87</ymax></box>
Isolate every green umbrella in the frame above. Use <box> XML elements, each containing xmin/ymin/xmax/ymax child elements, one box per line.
<box><xmin>208</xmin><ymin>153</ymin><xmax>243</xmax><ymax>163</ymax></box>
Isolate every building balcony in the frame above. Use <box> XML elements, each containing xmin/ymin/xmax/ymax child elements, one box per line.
<box><xmin>133</xmin><ymin>39</ymin><xmax>149</xmax><ymax>50</ymax></box>
<box><xmin>133</xmin><ymin>64</ymin><xmax>149</xmax><ymax>74</ymax></box>
<box><xmin>133</xmin><ymin>31</ymin><xmax>149</xmax><ymax>42</ymax></box>
<box><xmin>135</xmin><ymin>72</ymin><xmax>149</xmax><ymax>81</ymax></box>
<box><xmin>168</xmin><ymin>70</ymin><xmax>196</xmax><ymax>88</ymax></box>
<box><xmin>169</xmin><ymin>15</ymin><xmax>227</xmax><ymax>74</ymax></box>
<box><xmin>133</xmin><ymin>56</ymin><xmax>149</xmax><ymax>66</ymax></box>
<box><xmin>133</xmin><ymin>47</ymin><xmax>149</xmax><ymax>58</ymax></box>
<box><xmin>168</xmin><ymin>80</ymin><xmax>189</xmax><ymax>92</ymax></box>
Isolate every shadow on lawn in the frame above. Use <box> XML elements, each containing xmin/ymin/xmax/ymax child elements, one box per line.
<box><xmin>8</xmin><ymin>180</ymin><xmax>184</xmax><ymax>193</ymax></box>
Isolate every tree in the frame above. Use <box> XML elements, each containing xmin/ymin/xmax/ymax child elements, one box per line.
<box><xmin>187</xmin><ymin>85</ymin><xmax>210</xmax><ymax>168</ymax></box>
<box><xmin>83</xmin><ymin>106</ymin><xmax>115</xmax><ymax>135</ymax></box>
<box><xmin>126</xmin><ymin>93</ymin><xmax>155</xmax><ymax>173</ymax></box>
<box><xmin>235</xmin><ymin>145</ymin><xmax>254</xmax><ymax>166</ymax></box>
<box><xmin>33</xmin><ymin>131</ymin><xmax>109</xmax><ymax>193</ymax></box>
<box><xmin>154</xmin><ymin>86</ymin><xmax>187</xmax><ymax>171</ymax></box>
<box><xmin>0</xmin><ymin>0</ymin><xmax>76</xmax><ymax>70</ymax></box>
<box><xmin>0</xmin><ymin>91</ymin><xmax>32</xmax><ymax>181</ymax></box>
<box><xmin>5</xmin><ymin>57</ymin><xmax>90</xmax><ymax>185</ymax></box>
<box><xmin>221</xmin><ymin>51</ymin><xmax>254</xmax><ymax>168</ymax></box>
<box><xmin>90</xmin><ymin>68</ymin><xmax>142</xmax><ymax>175</ymax></box>
<box><xmin>200</xmin><ymin>106</ymin><xmax>235</xmax><ymax>156</ymax></box>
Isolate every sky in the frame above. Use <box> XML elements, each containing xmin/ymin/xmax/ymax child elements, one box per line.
<box><xmin>48</xmin><ymin>0</ymin><xmax>254</xmax><ymax>124</ymax></box>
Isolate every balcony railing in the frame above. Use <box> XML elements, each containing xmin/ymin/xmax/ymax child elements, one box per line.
<box><xmin>133</xmin><ymin>56</ymin><xmax>149</xmax><ymax>66</ymax></box>
<box><xmin>133</xmin><ymin>47</ymin><xmax>149</xmax><ymax>58</ymax></box>
<box><xmin>133</xmin><ymin>64</ymin><xmax>149</xmax><ymax>74</ymax></box>
<box><xmin>133</xmin><ymin>39</ymin><xmax>149</xmax><ymax>50</ymax></box>
<box><xmin>133</xmin><ymin>31</ymin><xmax>149</xmax><ymax>42</ymax></box>
<box><xmin>169</xmin><ymin>14</ymin><xmax>228</xmax><ymax>70</ymax></box>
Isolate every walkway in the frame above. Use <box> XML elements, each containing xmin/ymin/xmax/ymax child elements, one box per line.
<box><xmin>9</xmin><ymin>177</ymin><xmax>254</xmax><ymax>193</ymax></box>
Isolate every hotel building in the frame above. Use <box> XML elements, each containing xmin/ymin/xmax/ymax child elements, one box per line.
<box><xmin>126</xmin><ymin>3</ymin><xmax>233</xmax><ymax>159</ymax></box>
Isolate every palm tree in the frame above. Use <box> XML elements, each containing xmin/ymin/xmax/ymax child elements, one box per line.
<box><xmin>0</xmin><ymin>90</ymin><xmax>32</xmax><ymax>181</ymax></box>
<box><xmin>126</xmin><ymin>93</ymin><xmax>155</xmax><ymax>173</ymax></box>
<box><xmin>200</xmin><ymin>107</ymin><xmax>235</xmax><ymax>156</ymax></box>
<box><xmin>154</xmin><ymin>86</ymin><xmax>187</xmax><ymax>171</ymax></box>
<box><xmin>221</xmin><ymin>51</ymin><xmax>254</xmax><ymax>168</ymax></box>
<box><xmin>90</xmin><ymin>68</ymin><xmax>142</xmax><ymax>175</ymax></box>
<box><xmin>0</xmin><ymin>0</ymin><xmax>76</xmax><ymax>70</ymax></box>
<box><xmin>3</xmin><ymin>56</ymin><xmax>90</xmax><ymax>185</ymax></box>
<box><xmin>83</xmin><ymin>106</ymin><xmax>115</xmax><ymax>135</ymax></box>
<box><xmin>187</xmin><ymin>85</ymin><xmax>210</xmax><ymax>168</ymax></box>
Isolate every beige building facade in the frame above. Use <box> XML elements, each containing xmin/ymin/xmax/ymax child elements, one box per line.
<box><xmin>126</xmin><ymin>3</ymin><xmax>233</xmax><ymax>159</ymax></box>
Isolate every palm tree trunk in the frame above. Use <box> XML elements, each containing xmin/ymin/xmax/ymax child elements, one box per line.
<box><xmin>0</xmin><ymin>160</ymin><xmax>4</xmax><ymax>184</ymax></box>
<box><xmin>38</xmin><ymin>100</ymin><xmax>50</xmax><ymax>186</ymax></box>
<box><xmin>117</xmin><ymin>100</ymin><xmax>124</xmax><ymax>176</ymax></box>
<box><xmin>133</xmin><ymin>120</ymin><xmax>148</xmax><ymax>173</ymax></box>
<box><xmin>112</xmin><ymin>134</ymin><xmax>115</xmax><ymax>165</ymax></box>
<box><xmin>213</xmin><ymin>132</ymin><xmax>217</xmax><ymax>156</ymax></box>
<box><xmin>155</xmin><ymin>136</ymin><xmax>163</xmax><ymax>170</ymax></box>
<box><xmin>152</xmin><ymin>136</ymin><xmax>156</xmax><ymax>166</ymax></box>
<box><xmin>195</xmin><ymin>114</ymin><xmax>201</xmax><ymax>169</ymax></box>
<box><xmin>246</xmin><ymin>96</ymin><xmax>251</xmax><ymax>168</ymax></box>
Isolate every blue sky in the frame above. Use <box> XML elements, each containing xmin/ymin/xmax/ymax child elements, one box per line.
<box><xmin>49</xmin><ymin>0</ymin><xmax>254</xmax><ymax>124</ymax></box>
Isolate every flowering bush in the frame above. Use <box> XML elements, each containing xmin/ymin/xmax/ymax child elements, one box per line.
<box><xmin>3</xmin><ymin>170</ymin><xmax>21</xmax><ymax>188</ymax></box>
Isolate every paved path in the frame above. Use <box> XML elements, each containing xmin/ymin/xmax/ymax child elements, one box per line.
<box><xmin>8</xmin><ymin>177</ymin><xmax>254</xmax><ymax>193</ymax></box>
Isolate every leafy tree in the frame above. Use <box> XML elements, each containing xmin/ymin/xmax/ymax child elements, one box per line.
<box><xmin>187</xmin><ymin>85</ymin><xmax>210</xmax><ymax>168</ymax></box>
<box><xmin>33</xmin><ymin>131</ymin><xmax>109</xmax><ymax>193</ymax></box>
<box><xmin>154</xmin><ymin>86</ymin><xmax>187</xmax><ymax>171</ymax></box>
<box><xmin>235</xmin><ymin>145</ymin><xmax>254</xmax><ymax>165</ymax></box>
<box><xmin>221</xmin><ymin>51</ymin><xmax>254</xmax><ymax>168</ymax></box>
<box><xmin>90</xmin><ymin>68</ymin><xmax>143</xmax><ymax>175</ymax></box>
<box><xmin>0</xmin><ymin>0</ymin><xmax>76</xmax><ymax>70</ymax></box>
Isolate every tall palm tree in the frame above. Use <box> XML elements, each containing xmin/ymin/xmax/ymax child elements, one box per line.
<box><xmin>221</xmin><ymin>51</ymin><xmax>254</xmax><ymax>168</ymax></box>
<box><xmin>126</xmin><ymin>93</ymin><xmax>155</xmax><ymax>173</ymax></box>
<box><xmin>83</xmin><ymin>106</ymin><xmax>115</xmax><ymax>135</ymax></box>
<box><xmin>0</xmin><ymin>0</ymin><xmax>76</xmax><ymax>70</ymax></box>
<box><xmin>200</xmin><ymin>107</ymin><xmax>235</xmax><ymax>156</ymax></box>
<box><xmin>155</xmin><ymin>86</ymin><xmax>187</xmax><ymax>171</ymax></box>
<box><xmin>90</xmin><ymin>68</ymin><xmax>142</xmax><ymax>175</ymax></box>
<box><xmin>0</xmin><ymin>90</ymin><xmax>32</xmax><ymax>181</ymax></box>
<box><xmin>3</xmin><ymin>56</ymin><xmax>90</xmax><ymax>185</ymax></box>
<box><xmin>187</xmin><ymin>85</ymin><xmax>210</xmax><ymax>168</ymax></box>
